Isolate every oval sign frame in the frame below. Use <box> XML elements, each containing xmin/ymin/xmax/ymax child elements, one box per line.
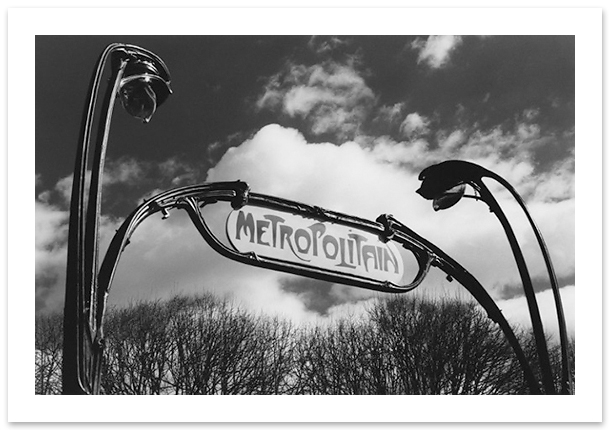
<box><xmin>141</xmin><ymin>181</ymin><xmax>433</xmax><ymax>293</ymax></box>
<box><xmin>226</xmin><ymin>206</ymin><xmax>405</xmax><ymax>285</ymax></box>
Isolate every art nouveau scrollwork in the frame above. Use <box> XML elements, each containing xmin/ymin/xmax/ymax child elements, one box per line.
<box><xmin>88</xmin><ymin>180</ymin><xmax>541</xmax><ymax>394</ymax></box>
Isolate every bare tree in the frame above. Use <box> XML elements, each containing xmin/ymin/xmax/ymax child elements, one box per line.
<box><xmin>130</xmin><ymin>294</ymin><xmax>299</xmax><ymax>395</ymax></box>
<box><xmin>36</xmin><ymin>291</ymin><xmax>574</xmax><ymax>395</ymax></box>
<box><xmin>35</xmin><ymin>312</ymin><xmax>63</xmax><ymax>394</ymax></box>
<box><xmin>514</xmin><ymin>329</ymin><xmax>576</xmax><ymax>395</ymax></box>
<box><xmin>369</xmin><ymin>295</ymin><xmax>528</xmax><ymax>394</ymax></box>
<box><xmin>101</xmin><ymin>299</ymin><xmax>175</xmax><ymax>394</ymax></box>
<box><xmin>293</xmin><ymin>317</ymin><xmax>392</xmax><ymax>395</ymax></box>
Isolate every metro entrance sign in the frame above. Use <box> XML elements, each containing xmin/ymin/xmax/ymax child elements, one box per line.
<box><xmin>91</xmin><ymin>180</ymin><xmax>539</xmax><ymax>395</ymax></box>
<box><xmin>227</xmin><ymin>206</ymin><xmax>405</xmax><ymax>285</ymax></box>
<box><xmin>122</xmin><ymin>180</ymin><xmax>430</xmax><ymax>294</ymax></box>
<box><xmin>63</xmin><ymin>43</ymin><xmax>554</xmax><ymax>395</ymax></box>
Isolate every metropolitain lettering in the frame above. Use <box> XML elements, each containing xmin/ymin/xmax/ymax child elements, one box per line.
<box><xmin>232</xmin><ymin>209</ymin><xmax>400</xmax><ymax>275</ymax></box>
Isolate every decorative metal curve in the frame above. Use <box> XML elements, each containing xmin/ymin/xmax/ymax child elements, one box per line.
<box><xmin>483</xmin><ymin>169</ymin><xmax>573</xmax><ymax>395</ymax></box>
<box><xmin>96</xmin><ymin>181</ymin><xmax>432</xmax><ymax>308</ymax></box>
<box><xmin>64</xmin><ymin>42</ymin><xmax>133</xmax><ymax>395</ymax></box>
<box><xmin>472</xmin><ymin>176</ymin><xmax>555</xmax><ymax>394</ymax></box>
<box><xmin>91</xmin><ymin>180</ymin><xmax>541</xmax><ymax>394</ymax></box>
<box><xmin>378</xmin><ymin>215</ymin><xmax>542</xmax><ymax>394</ymax></box>
<box><xmin>63</xmin><ymin>43</ymin><xmax>173</xmax><ymax>395</ymax></box>
<box><xmin>417</xmin><ymin>160</ymin><xmax>568</xmax><ymax>394</ymax></box>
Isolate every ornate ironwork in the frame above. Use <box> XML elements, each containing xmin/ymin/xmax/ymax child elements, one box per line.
<box><xmin>418</xmin><ymin>160</ymin><xmax>571</xmax><ymax>394</ymax></box>
<box><xmin>87</xmin><ymin>180</ymin><xmax>541</xmax><ymax>394</ymax></box>
<box><xmin>62</xmin><ymin>43</ymin><xmax>550</xmax><ymax>396</ymax></box>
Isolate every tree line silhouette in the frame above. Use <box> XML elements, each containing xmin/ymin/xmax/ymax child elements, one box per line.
<box><xmin>35</xmin><ymin>292</ymin><xmax>574</xmax><ymax>395</ymax></box>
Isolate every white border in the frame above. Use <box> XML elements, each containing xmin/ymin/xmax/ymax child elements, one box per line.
<box><xmin>8</xmin><ymin>7</ymin><xmax>602</xmax><ymax>423</ymax></box>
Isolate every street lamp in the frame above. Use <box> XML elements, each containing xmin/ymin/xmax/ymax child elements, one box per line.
<box><xmin>62</xmin><ymin>43</ymin><xmax>172</xmax><ymax>395</ymax></box>
<box><xmin>416</xmin><ymin>160</ymin><xmax>572</xmax><ymax>395</ymax></box>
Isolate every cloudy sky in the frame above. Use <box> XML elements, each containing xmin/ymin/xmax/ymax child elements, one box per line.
<box><xmin>35</xmin><ymin>34</ymin><xmax>576</xmax><ymax>338</ymax></box>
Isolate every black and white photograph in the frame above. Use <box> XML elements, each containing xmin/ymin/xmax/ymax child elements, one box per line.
<box><xmin>7</xmin><ymin>6</ymin><xmax>602</xmax><ymax>424</ymax></box>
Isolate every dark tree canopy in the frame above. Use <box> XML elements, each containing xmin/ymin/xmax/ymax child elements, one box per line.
<box><xmin>35</xmin><ymin>292</ymin><xmax>573</xmax><ymax>395</ymax></box>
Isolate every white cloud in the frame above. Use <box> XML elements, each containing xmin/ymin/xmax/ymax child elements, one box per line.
<box><xmin>497</xmin><ymin>285</ymin><xmax>575</xmax><ymax>340</ymax></box>
<box><xmin>105</xmin><ymin>209</ymin><xmax>323</xmax><ymax>324</ymax></box>
<box><xmin>307</xmin><ymin>36</ymin><xmax>350</xmax><ymax>57</ymax></box>
<box><xmin>40</xmin><ymin>157</ymin><xmax>154</xmax><ymax>208</ymax></box>
<box><xmin>35</xmin><ymin>201</ymin><xmax>68</xmax><ymax>253</ymax></box>
<box><xmin>158</xmin><ymin>156</ymin><xmax>200</xmax><ymax>187</ymax></box>
<box><xmin>256</xmin><ymin>62</ymin><xmax>375</xmax><ymax>139</ymax></box>
<box><xmin>365</xmin><ymin>135</ymin><xmax>431</xmax><ymax>168</ymax></box>
<box><xmin>35</xmin><ymin>195</ymin><xmax>125</xmax><ymax>312</ymax></box>
<box><xmin>283</xmin><ymin>86</ymin><xmax>328</xmax><ymax>116</ymax></box>
<box><xmin>206</xmin><ymin>124</ymin><xmax>574</xmax><ymax>296</ymax></box>
<box><xmin>36</xmin><ymin>124</ymin><xmax>574</xmax><ymax>332</ymax></box>
<box><xmin>411</xmin><ymin>36</ymin><xmax>463</xmax><ymax>69</ymax></box>
<box><xmin>439</xmin><ymin>129</ymin><xmax>466</xmax><ymax>152</ymax></box>
<box><xmin>49</xmin><ymin>174</ymin><xmax>75</xmax><ymax>205</ymax></box>
<box><xmin>35</xmin><ymin>173</ymin><xmax>131</xmax><ymax>313</ymax></box>
<box><xmin>102</xmin><ymin>157</ymin><xmax>146</xmax><ymax>186</ymax></box>
<box><xmin>399</xmin><ymin>112</ymin><xmax>430</xmax><ymax>138</ymax></box>
<box><xmin>207</xmin><ymin>124</ymin><xmax>410</xmax><ymax>218</ymax></box>
<box><xmin>522</xmin><ymin>107</ymin><xmax>540</xmax><ymax>121</ymax></box>
<box><xmin>374</xmin><ymin>103</ymin><xmax>405</xmax><ymax>126</ymax></box>
<box><xmin>35</xmin><ymin>200</ymin><xmax>69</xmax><ymax>312</ymax></box>
<box><xmin>529</xmin><ymin>156</ymin><xmax>575</xmax><ymax>202</ymax></box>
<box><xmin>367</xmin><ymin>146</ymin><xmax>573</xmax><ymax>289</ymax></box>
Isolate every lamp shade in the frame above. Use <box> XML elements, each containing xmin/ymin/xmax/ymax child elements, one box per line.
<box><xmin>417</xmin><ymin>160</ymin><xmax>486</xmax><ymax>201</ymax></box>
<box><xmin>432</xmin><ymin>183</ymin><xmax>466</xmax><ymax>211</ymax></box>
<box><xmin>113</xmin><ymin>46</ymin><xmax>172</xmax><ymax>123</ymax></box>
<box><xmin>119</xmin><ymin>77</ymin><xmax>158</xmax><ymax>122</ymax></box>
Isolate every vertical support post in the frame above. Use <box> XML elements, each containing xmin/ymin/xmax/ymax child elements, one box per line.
<box><xmin>488</xmin><ymin>172</ymin><xmax>573</xmax><ymax>394</ymax></box>
<box><xmin>476</xmin><ymin>182</ymin><xmax>555</xmax><ymax>394</ymax></box>
<box><xmin>62</xmin><ymin>44</ymin><xmax>172</xmax><ymax>394</ymax></box>
<box><xmin>62</xmin><ymin>44</ymin><xmax>122</xmax><ymax>395</ymax></box>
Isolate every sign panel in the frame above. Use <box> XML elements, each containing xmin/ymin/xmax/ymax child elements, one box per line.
<box><xmin>226</xmin><ymin>206</ymin><xmax>405</xmax><ymax>284</ymax></box>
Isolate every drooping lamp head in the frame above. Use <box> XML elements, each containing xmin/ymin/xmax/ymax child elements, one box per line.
<box><xmin>430</xmin><ymin>183</ymin><xmax>466</xmax><ymax>211</ymax></box>
<box><xmin>416</xmin><ymin>160</ymin><xmax>488</xmax><ymax>211</ymax></box>
<box><xmin>113</xmin><ymin>46</ymin><xmax>172</xmax><ymax>123</ymax></box>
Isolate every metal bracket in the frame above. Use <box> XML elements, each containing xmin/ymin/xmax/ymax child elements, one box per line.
<box><xmin>230</xmin><ymin>180</ymin><xmax>250</xmax><ymax>210</ymax></box>
<box><xmin>375</xmin><ymin>214</ymin><xmax>396</xmax><ymax>243</ymax></box>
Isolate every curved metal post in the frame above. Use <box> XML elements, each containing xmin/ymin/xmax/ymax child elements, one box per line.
<box><xmin>485</xmin><ymin>171</ymin><xmax>572</xmax><ymax>394</ymax></box>
<box><xmin>378</xmin><ymin>215</ymin><xmax>542</xmax><ymax>394</ymax></box>
<box><xmin>62</xmin><ymin>44</ymin><xmax>171</xmax><ymax>395</ymax></box>
<box><xmin>63</xmin><ymin>43</ymin><xmax>125</xmax><ymax>395</ymax></box>
<box><xmin>473</xmin><ymin>179</ymin><xmax>555</xmax><ymax>394</ymax></box>
<box><xmin>417</xmin><ymin>160</ymin><xmax>572</xmax><ymax>394</ymax></box>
